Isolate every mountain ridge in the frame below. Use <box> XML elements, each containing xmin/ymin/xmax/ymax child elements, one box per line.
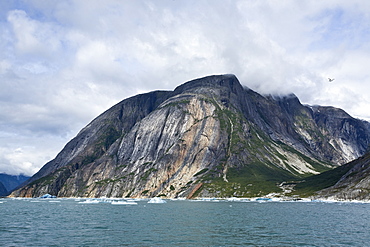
<box><xmin>291</xmin><ymin>150</ymin><xmax>370</xmax><ymax>200</ymax></box>
<box><xmin>315</xmin><ymin>151</ymin><xmax>370</xmax><ymax>200</ymax></box>
<box><xmin>10</xmin><ymin>74</ymin><xmax>370</xmax><ymax>198</ymax></box>
<box><xmin>0</xmin><ymin>173</ymin><xmax>30</xmax><ymax>196</ymax></box>
<box><xmin>0</xmin><ymin>181</ymin><xmax>7</xmax><ymax>196</ymax></box>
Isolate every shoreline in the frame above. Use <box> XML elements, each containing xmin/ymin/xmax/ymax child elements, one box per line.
<box><xmin>3</xmin><ymin>196</ymin><xmax>370</xmax><ymax>204</ymax></box>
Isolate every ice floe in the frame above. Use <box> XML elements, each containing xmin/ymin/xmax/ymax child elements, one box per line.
<box><xmin>111</xmin><ymin>200</ymin><xmax>137</xmax><ymax>205</ymax></box>
<box><xmin>78</xmin><ymin>199</ymin><xmax>100</xmax><ymax>204</ymax></box>
<box><xmin>39</xmin><ymin>194</ymin><xmax>57</xmax><ymax>199</ymax></box>
<box><xmin>147</xmin><ymin>197</ymin><xmax>167</xmax><ymax>204</ymax></box>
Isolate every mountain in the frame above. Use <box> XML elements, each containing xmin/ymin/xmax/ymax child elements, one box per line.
<box><xmin>0</xmin><ymin>181</ymin><xmax>7</xmax><ymax>197</ymax></box>
<box><xmin>293</xmin><ymin>151</ymin><xmax>370</xmax><ymax>200</ymax></box>
<box><xmin>10</xmin><ymin>74</ymin><xmax>370</xmax><ymax>198</ymax></box>
<box><xmin>0</xmin><ymin>173</ymin><xmax>30</xmax><ymax>196</ymax></box>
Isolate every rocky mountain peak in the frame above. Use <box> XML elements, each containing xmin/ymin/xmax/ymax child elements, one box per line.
<box><xmin>174</xmin><ymin>74</ymin><xmax>243</xmax><ymax>95</ymax></box>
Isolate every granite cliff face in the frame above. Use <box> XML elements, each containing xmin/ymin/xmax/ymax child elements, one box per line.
<box><xmin>11</xmin><ymin>75</ymin><xmax>370</xmax><ymax>198</ymax></box>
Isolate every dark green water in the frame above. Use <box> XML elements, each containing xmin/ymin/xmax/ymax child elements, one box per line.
<box><xmin>1</xmin><ymin>198</ymin><xmax>369</xmax><ymax>246</ymax></box>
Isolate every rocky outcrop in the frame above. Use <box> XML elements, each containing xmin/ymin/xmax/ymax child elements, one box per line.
<box><xmin>312</xmin><ymin>152</ymin><xmax>370</xmax><ymax>200</ymax></box>
<box><xmin>11</xmin><ymin>74</ymin><xmax>370</xmax><ymax>198</ymax></box>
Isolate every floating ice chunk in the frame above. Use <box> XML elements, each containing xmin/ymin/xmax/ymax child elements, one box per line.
<box><xmin>147</xmin><ymin>197</ymin><xmax>167</xmax><ymax>204</ymax></box>
<box><xmin>170</xmin><ymin>198</ymin><xmax>186</xmax><ymax>201</ymax></box>
<box><xmin>198</xmin><ymin>198</ymin><xmax>220</xmax><ymax>202</ymax></box>
<box><xmin>78</xmin><ymin>199</ymin><xmax>100</xmax><ymax>204</ymax></box>
<box><xmin>270</xmin><ymin>198</ymin><xmax>282</xmax><ymax>202</ymax></box>
<box><xmin>111</xmin><ymin>201</ymin><xmax>137</xmax><ymax>205</ymax></box>
<box><xmin>311</xmin><ymin>199</ymin><xmax>324</xmax><ymax>203</ymax></box>
<box><xmin>253</xmin><ymin>198</ymin><xmax>272</xmax><ymax>202</ymax></box>
<box><xmin>226</xmin><ymin>197</ymin><xmax>252</xmax><ymax>202</ymax></box>
<box><xmin>39</xmin><ymin>194</ymin><xmax>56</xmax><ymax>199</ymax></box>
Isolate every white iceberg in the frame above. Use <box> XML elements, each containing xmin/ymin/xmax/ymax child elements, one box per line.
<box><xmin>39</xmin><ymin>194</ymin><xmax>56</xmax><ymax>199</ymax></box>
<box><xmin>147</xmin><ymin>197</ymin><xmax>167</xmax><ymax>204</ymax></box>
<box><xmin>111</xmin><ymin>200</ymin><xmax>138</xmax><ymax>205</ymax></box>
<box><xmin>197</xmin><ymin>198</ymin><xmax>220</xmax><ymax>202</ymax></box>
<box><xmin>78</xmin><ymin>199</ymin><xmax>100</xmax><ymax>204</ymax></box>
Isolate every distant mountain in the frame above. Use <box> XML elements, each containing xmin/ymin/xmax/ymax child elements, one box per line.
<box><xmin>10</xmin><ymin>74</ymin><xmax>370</xmax><ymax>198</ymax></box>
<box><xmin>0</xmin><ymin>181</ymin><xmax>7</xmax><ymax>197</ymax></box>
<box><xmin>0</xmin><ymin>173</ymin><xmax>30</xmax><ymax>196</ymax></box>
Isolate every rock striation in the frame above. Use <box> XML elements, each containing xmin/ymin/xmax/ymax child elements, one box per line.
<box><xmin>11</xmin><ymin>74</ymin><xmax>370</xmax><ymax>198</ymax></box>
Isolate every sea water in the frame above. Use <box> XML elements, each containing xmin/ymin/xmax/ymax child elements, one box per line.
<box><xmin>1</xmin><ymin>198</ymin><xmax>369</xmax><ymax>246</ymax></box>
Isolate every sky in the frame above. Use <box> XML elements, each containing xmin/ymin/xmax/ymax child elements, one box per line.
<box><xmin>1</xmin><ymin>0</ymin><xmax>370</xmax><ymax>176</ymax></box>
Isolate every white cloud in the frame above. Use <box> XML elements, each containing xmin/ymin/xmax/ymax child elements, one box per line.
<box><xmin>1</xmin><ymin>0</ymin><xmax>370</xmax><ymax>175</ymax></box>
<box><xmin>0</xmin><ymin>60</ymin><xmax>11</xmax><ymax>73</ymax></box>
<box><xmin>0</xmin><ymin>134</ymin><xmax>65</xmax><ymax>176</ymax></box>
<box><xmin>7</xmin><ymin>9</ymin><xmax>62</xmax><ymax>58</ymax></box>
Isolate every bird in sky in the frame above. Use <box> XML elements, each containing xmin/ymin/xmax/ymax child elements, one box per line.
<box><xmin>328</xmin><ymin>78</ymin><xmax>335</xmax><ymax>82</ymax></box>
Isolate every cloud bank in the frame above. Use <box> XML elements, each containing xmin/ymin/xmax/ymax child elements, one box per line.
<box><xmin>1</xmin><ymin>0</ymin><xmax>370</xmax><ymax>175</ymax></box>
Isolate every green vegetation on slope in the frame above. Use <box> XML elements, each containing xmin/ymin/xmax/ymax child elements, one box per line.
<box><xmin>291</xmin><ymin>162</ymin><xmax>355</xmax><ymax>196</ymax></box>
<box><xmin>203</xmin><ymin>162</ymin><xmax>297</xmax><ymax>197</ymax></box>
